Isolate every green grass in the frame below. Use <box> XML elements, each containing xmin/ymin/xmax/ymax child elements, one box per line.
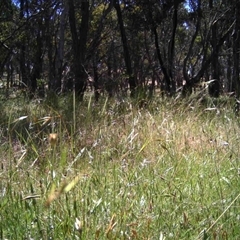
<box><xmin>0</xmin><ymin>93</ymin><xmax>240</xmax><ymax>239</ymax></box>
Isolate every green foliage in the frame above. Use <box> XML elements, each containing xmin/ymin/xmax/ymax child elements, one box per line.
<box><xmin>1</xmin><ymin>96</ymin><xmax>240</xmax><ymax>239</ymax></box>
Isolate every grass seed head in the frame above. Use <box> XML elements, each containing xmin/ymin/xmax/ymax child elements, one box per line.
<box><xmin>48</xmin><ymin>133</ymin><xmax>58</xmax><ymax>146</ymax></box>
<box><xmin>75</xmin><ymin>217</ymin><xmax>83</xmax><ymax>234</ymax></box>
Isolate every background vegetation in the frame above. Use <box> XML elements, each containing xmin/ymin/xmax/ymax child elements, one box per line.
<box><xmin>1</xmin><ymin>94</ymin><xmax>240</xmax><ymax>239</ymax></box>
<box><xmin>0</xmin><ymin>0</ymin><xmax>240</xmax><ymax>99</ymax></box>
<box><xmin>1</xmin><ymin>0</ymin><xmax>240</xmax><ymax>239</ymax></box>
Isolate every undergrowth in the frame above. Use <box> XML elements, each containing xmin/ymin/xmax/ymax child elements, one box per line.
<box><xmin>0</xmin><ymin>93</ymin><xmax>240</xmax><ymax>239</ymax></box>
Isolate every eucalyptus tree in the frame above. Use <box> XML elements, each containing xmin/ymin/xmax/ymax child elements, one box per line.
<box><xmin>1</xmin><ymin>0</ymin><xmax>238</xmax><ymax>101</ymax></box>
<box><xmin>86</xmin><ymin>1</ymin><xmax>115</xmax><ymax>99</ymax></box>
<box><xmin>45</xmin><ymin>0</ymin><xmax>66</xmax><ymax>92</ymax></box>
<box><xmin>0</xmin><ymin>0</ymin><xmax>16</xmax><ymax>81</ymax></box>
<box><xmin>208</xmin><ymin>0</ymin><xmax>220</xmax><ymax>97</ymax></box>
<box><xmin>233</xmin><ymin>0</ymin><xmax>240</xmax><ymax>98</ymax></box>
<box><xmin>2</xmin><ymin>0</ymin><xmax>63</xmax><ymax>94</ymax></box>
<box><xmin>207</xmin><ymin>0</ymin><xmax>235</xmax><ymax>97</ymax></box>
<box><xmin>182</xmin><ymin>0</ymin><xmax>235</xmax><ymax>96</ymax></box>
<box><xmin>113</xmin><ymin>0</ymin><xmax>137</xmax><ymax>96</ymax></box>
<box><xmin>134</xmin><ymin>0</ymin><xmax>185</xmax><ymax>95</ymax></box>
<box><xmin>67</xmin><ymin>0</ymin><xmax>89</xmax><ymax>99</ymax></box>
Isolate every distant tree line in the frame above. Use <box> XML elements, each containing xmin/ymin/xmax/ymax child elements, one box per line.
<box><xmin>0</xmin><ymin>0</ymin><xmax>240</xmax><ymax>100</ymax></box>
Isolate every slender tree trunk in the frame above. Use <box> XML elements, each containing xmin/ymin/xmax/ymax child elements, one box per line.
<box><xmin>19</xmin><ymin>0</ymin><xmax>27</xmax><ymax>87</ymax></box>
<box><xmin>30</xmin><ymin>26</ymin><xmax>43</xmax><ymax>94</ymax></box>
<box><xmin>46</xmin><ymin>9</ymin><xmax>54</xmax><ymax>93</ymax></box>
<box><xmin>233</xmin><ymin>1</ymin><xmax>240</xmax><ymax>98</ymax></box>
<box><xmin>68</xmin><ymin>0</ymin><xmax>89</xmax><ymax>100</ymax></box>
<box><xmin>208</xmin><ymin>0</ymin><xmax>220</xmax><ymax>97</ymax></box>
<box><xmin>55</xmin><ymin>1</ymin><xmax>68</xmax><ymax>92</ymax></box>
<box><xmin>167</xmin><ymin>1</ymin><xmax>179</xmax><ymax>93</ymax></box>
<box><xmin>93</xmin><ymin>58</ymin><xmax>100</xmax><ymax>102</ymax></box>
<box><xmin>114</xmin><ymin>0</ymin><xmax>136</xmax><ymax>96</ymax></box>
<box><xmin>182</xmin><ymin>0</ymin><xmax>233</xmax><ymax>97</ymax></box>
<box><xmin>226</xmin><ymin>36</ymin><xmax>233</xmax><ymax>92</ymax></box>
<box><xmin>182</xmin><ymin>0</ymin><xmax>202</xmax><ymax>96</ymax></box>
<box><xmin>152</xmin><ymin>26</ymin><xmax>171</xmax><ymax>93</ymax></box>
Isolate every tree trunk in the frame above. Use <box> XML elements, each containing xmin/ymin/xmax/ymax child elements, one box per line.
<box><xmin>208</xmin><ymin>0</ymin><xmax>220</xmax><ymax>97</ymax></box>
<box><xmin>182</xmin><ymin>0</ymin><xmax>202</xmax><ymax>96</ymax></box>
<box><xmin>46</xmin><ymin>8</ymin><xmax>54</xmax><ymax>93</ymax></box>
<box><xmin>152</xmin><ymin>25</ymin><xmax>172</xmax><ymax>94</ymax></box>
<box><xmin>167</xmin><ymin>1</ymin><xmax>179</xmax><ymax>93</ymax></box>
<box><xmin>30</xmin><ymin>24</ymin><xmax>43</xmax><ymax>95</ymax></box>
<box><xmin>68</xmin><ymin>0</ymin><xmax>89</xmax><ymax>100</ymax></box>
<box><xmin>148</xmin><ymin>4</ymin><xmax>181</xmax><ymax>95</ymax></box>
<box><xmin>226</xmin><ymin>36</ymin><xmax>233</xmax><ymax>92</ymax></box>
<box><xmin>54</xmin><ymin>1</ymin><xmax>68</xmax><ymax>92</ymax></box>
<box><xmin>93</xmin><ymin>59</ymin><xmax>100</xmax><ymax>102</ymax></box>
<box><xmin>19</xmin><ymin>0</ymin><xmax>28</xmax><ymax>87</ymax></box>
<box><xmin>114</xmin><ymin>0</ymin><xmax>136</xmax><ymax>96</ymax></box>
<box><xmin>233</xmin><ymin>1</ymin><xmax>240</xmax><ymax>98</ymax></box>
<box><xmin>182</xmin><ymin>0</ymin><xmax>234</xmax><ymax>97</ymax></box>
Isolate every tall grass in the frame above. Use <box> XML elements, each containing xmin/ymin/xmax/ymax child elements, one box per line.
<box><xmin>0</xmin><ymin>93</ymin><xmax>240</xmax><ymax>239</ymax></box>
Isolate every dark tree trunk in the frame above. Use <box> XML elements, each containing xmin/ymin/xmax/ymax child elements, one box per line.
<box><xmin>114</xmin><ymin>0</ymin><xmax>136</xmax><ymax>96</ymax></box>
<box><xmin>167</xmin><ymin>1</ymin><xmax>180</xmax><ymax>93</ymax></box>
<box><xmin>208</xmin><ymin>0</ymin><xmax>220</xmax><ymax>97</ymax></box>
<box><xmin>182</xmin><ymin>0</ymin><xmax>202</xmax><ymax>96</ymax></box>
<box><xmin>46</xmin><ymin>10</ymin><xmax>54</xmax><ymax>92</ymax></box>
<box><xmin>182</xmin><ymin>0</ymin><xmax>234</xmax><ymax>97</ymax></box>
<box><xmin>233</xmin><ymin>1</ymin><xmax>240</xmax><ymax>98</ymax></box>
<box><xmin>30</xmin><ymin>25</ymin><xmax>43</xmax><ymax>94</ymax></box>
<box><xmin>226</xmin><ymin>36</ymin><xmax>233</xmax><ymax>92</ymax></box>
<box><xmin>19</xmin><ymin>0</ymin><xmax>27</xmax><ymax>87</ymax></box>
<box><xmin>152</xmin><ymin>26</ymin><xmax>171</xmax><ymax>93</ymax></box>
<box><xmin>68</xmin><ymin>0</ymin><xmax>89</xmax><ymax>100</ymax></box>
<box><xmin>19</xmin><ymin>44</ymin><xmax>27</xmax><ymax>86</ymax></box>
<box><xmin>54</xmin><ymin>1</ymin><xmax>68</xmax><ymax>92</ymax></box>
<box><xmin>148</xmin><ymin>1</ymin><xmax>183</xmax><ymax>95</ymax></box>
<box><xmin>93</xmin><ymin>60</ymin><xmax>100</xmax><ymax>102</ymax></box>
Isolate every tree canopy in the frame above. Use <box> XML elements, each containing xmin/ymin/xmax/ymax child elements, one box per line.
<box><xmin>0</xmin><ymin>0</ymin><xmax>239</xmax><ymax>99</ymax></box>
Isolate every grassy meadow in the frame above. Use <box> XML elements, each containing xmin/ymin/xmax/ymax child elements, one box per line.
<box><xmin>0</xmin><ymin>92</ymin><xmax>240</xmax><ymax>239</ymax></box>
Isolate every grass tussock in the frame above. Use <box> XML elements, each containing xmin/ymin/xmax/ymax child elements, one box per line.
<box><xmin>0</xmin><ymin>93</ymin><xmax>240</xmax><ymax>239</ymax></box>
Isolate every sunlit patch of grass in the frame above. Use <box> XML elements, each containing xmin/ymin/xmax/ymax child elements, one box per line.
<box><xmin>0</xmin><ymin>95</ymin><xmax>240</xmax><ymax>239</ymax></box>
